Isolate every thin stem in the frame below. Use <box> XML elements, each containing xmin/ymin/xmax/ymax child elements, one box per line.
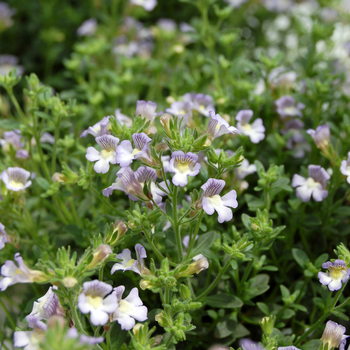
<box><xmin>0</xmin><ymin>299</ymin><xmax>16</xmax><ymax>329</ymax></box>
<box><xmin>186</xmin><ymin>210</ymin><xmax>204</xmax><ymax>260</ymax></box>
<box><xmin>143</xmin><ymin>228</ymin><xmax>171</xmax><ymax>264</ymax></box>
<box><xmin>90</xmin><ymin>186</ymin><xmax>126</xmax><ymax>217</ymax></box>
<box><xmin>6</xmin><ymin>87</ymin><xmax>28</xmax><ymax>124</ymax></box>
<box><xmin>172</xmin><ymin>186</ymin><xmax>182</xmax><ymax>262</ymax></box>
<box><xmin>51</xmin><ymin>115</ymin><xmax>61</xmax><ymax>173</ymax></box>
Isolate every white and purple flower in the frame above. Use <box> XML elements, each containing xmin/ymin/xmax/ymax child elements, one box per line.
<box><xmin>318</xmin><ymin>260</ymin><xmax>350</xmax><ymax>291</ymax></box>
<box><xmin>1</xmin><ymin>167</ymin><xmax>32</xmax><ymax>192</ymax></box>
<box><xmin>111</xmin><ymin>244</ymin><xmax>147</xmax><ymax>275</ymax></box>
<box><xmin>29</xmin><ymin>286</ymin><xmax>62</xmax><ymax>320</ymax></box>
<box><xmin>135</xmin><ymin>100</ymin><xmax>158</xmax><ymax>122</ymax></box>
<box><xmin>86</xmin><ymin>135</ymin><xmax>119</xmax><ymax>174</ymax></box>
<box><xmin>111</xmin><ymin>286</ymin><xmax>148</xmax><ymax>330</ymax></box>
<box><xmin>168</xmin><ymin>151</ymin><xmax>201</xmax><ymax>187</ymax></box>
<box><xmin>67</xmin><ymin>327</ymin><xmax>104</xmax><ymax>345</ymax></box>
<box><xmin>206</xmin><ymin>111</ymin><xmax>240</xmax><ymax>141</ymax></box>
<box><xmin>275</xmin><ymin>95</ymin><xmax>305</xmax><ymax>119</ymax></box>
<box><xmin>321</xmin><ymin>320</ymin><xmax>349</xmax><ymax>350</ymax></box>
<box><xmin>77</xmin><ymin>18</ymin><xmax>97</xmax><ymax>36</ymax></box>
<box><xmin>129</xmin><ymin>0</ymin><xmax>157</xmax><ymax>11</ymax></box>
<box><xmin>235</xmin><ymin>159</ymin><xmax>257</xmax><ymax>180</ymax></box>
<box><xmin>78</xmin><ymin>280</ymin><xmax>118</xmax><ymax>326</ymax></box>
<box><xmin>165</xmin><ymin>101</ymin><xmax>193</xmax><ymax>124</ymax></box>
<box><xmin>200</xmin><ymin>179</ymin><xmax>238</xmax><ymax>223</ymax></box>
<box><xmin>340</xmin><ymin>152</ymin><xmax>350</xmax><ymax>184</ymax></box>
<box><xmin>235</xmin><ymin>110</ymin><xmax>265</xmax><ymax>144</ymax></box>
<box><xmin>183</xmin><ymin>92</ymin><xmax>215</xmax><ymax>117</ymax></box>
<box><xmin>284</xmin><ymin>119</ymin><xmax>310</xmax><ymax>158</ymax></box>
<box><xmin>0</xmin><ymin>223</ymin><xmax>8</xmax><ymax>250</ymax></box>
<box><xmin>14</xmin><ymin>316</ymin><xmax>46</xmax><ymax>350</ymax></box>
<box><xmin>80</xmin><ymin>116</ymin><xmax>110</xmax><ymax>138</ymax></box>
<box><xmin>115</xmin><ymin>109</ymin><xmax>133</xmax><ymax>127</ymax></box>
<box><xmin>292</xmin><ymin>165</ymin><xmax>330</xmax><ymax>202</ymax></box>
<box><xmin>116</xmin><ymin>133</ymin><xmax>152</xmax><ymax>167</ymax></box>
<box><xmin>307</xmin><ymin>125</ymin><xmax>331</xmax><ymax>151</ymax></box>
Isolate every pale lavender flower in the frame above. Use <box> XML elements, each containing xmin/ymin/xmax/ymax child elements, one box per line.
<box><xmin>269</xmin><ymin>67</ymin><xmax>297</xmax><ymax>90</ymax></box>
<box><xmin>235</xmin><ymin>159</ymin><xmax>257</xmax><ymax>180</ymax></box>
<box><xmin>283</xmin><ymin>119</ymin><xmax>310</xmax><ymax>158</ymax></box>
<box><xmin>183</xmin><ymin>93</ymin><xmax>215</xmax><ymax>117</ymax></box>
<box><xmin>0</xmin><ymin>223</ymin><xmax>8</xmax><ymax>250</ymax></box>
<box><xmin>200</xmin><ymin>179</ymin><xmax>238</xmax><ymax>223</ymax></box>
<box><xmin>135</xmin><ymin>100</ymin><xmax>158</xmax><ymax>122</ymax></box>
<box><xmin>29</xmin><ymin>286</ymin><xmax>62</xmax><ymax>320</ymax></box>
<box><xmin>0</xmin><ymin>2</ymin><xmax>15</xmax><ymax>29</ymax></box>
<box><xmin>321</xmin><ymin>321</ymin><xmax>349</xmax><ymax>350</ymax></box>
<box><xmin>307</xmin><ymin>125</ymin><xmax>330</xmax><ymax>150</ymax></box>
<box><xmin>116</xmin><ymin>133</ymin><xmax>152</xmax><ymax>167</ymax></box>
<box><xmin>161</xmin><ymin>155</ymin><xmax>171</xmax><ymax>172</ymax></box>
<box><xmin>130</xmin><ymin>0</ymin><xmax>157</xmax><ymax>11</ymax></box>
<box><xmin>157</xmin><ymin>18</ymin><xmax>176</xmax><ymax>32</ymax></box>
<box><xmin>262</xmin><ymin>0</ymin><xmax>294</xmax><ymax>12</ymax></box>
<box><xmin>1</xmin><ymin>167</ymin><xmax>32</xmax><ymax>192</ymax></box>
<box><xmin>14</xmin><ymin>316</ymin><xmax>46</xmax><ymax>350</ymax></box>
<box><xmin>165</xmin><ymin>101</ymin><xmax>193</xmax><ymax>124</ymax></box>
<box><xmin>0</xmin><ymin>253</ymin><xmax>33</xmax><ymax>291</ymax></box>
<box><xmin>0</xmin><ymin>129</ymin><xmax>23</xmax><ymax>150</ymax></box>
<box><xmin>169</xmin><ymin>151</ymin><xmax>201</xmax><ymax>187</ymax></box>
<box><xmin>0</xmin><ymin>55</ymin><xmax>23</xmax><ymax>76</ymax></box>
<box><xmin>235</xmin><ymin>110</ymin><xmax>265</xmax><ymax>144</ymax></box>
<box><xmin>207</xmin><ymin>111</ymin><xmax>240</xmax><ymax>140</ymax></box>
<box><xmin>16</xmin><ymin>149</ymin><xmax>30</xmax><ymax>159</ymax></box>
<box><xmin>318</xmin><ymin>260</ymin><xmax>350</xmax><ymax>291</ymax></box>
<box><xmin>40</xmin><ymin>132</ymin><xmax>55</xmax><ymax>144</ymax></box>
<box><xmin>78</xmin><ymin>280</ymin><xmax>118</xmax><ymax>326</ymax></box>
<box><xmin>275</xmin><ymin>95</ymin><xmax>305</xmax><ymax>118</ymax></box>
<box><xmin>292</xmin><ymin>165</ymin><xmax>330</xmax><ymax>202</ymax></box>
<box><xmin>111</xmin><ymin>244</ymin><xmax>146</xmax><ymax>275</ymax></box>
<box><xmin>224</xmin><ymin>0</ymin><xmax>249</xmax><ymax>8</ymax></box>
<box><xmin>278</xmin><ymin>347</ymin><xmax>301</xmax><ymax>350</ymax></box>
<box><xmin>86</xmin><ymin>135</ymin><xmax>119</xmax><ymax>174</ymax></box>
<box><xmin>115</xmin><ymin>109</ymin><xmax>132</xmax><ymax>127</ymax></box>
<box><xmin>77</xmin><ymin>18</ymin><xmax>97</xmax><ymax>36</ymax></box>
<box><xmin>240</xmin><ymin>339</ymin><xmax>265</xmax><ymax>350</ymax></box>
<box><xmin>340</xmin><ymin>152</ymin><xmax>350</xmax><ymax>184</ymax></box>
<box><xmin>67</xmin><ymin>327</ymin><xmax>104</xmax><ymax>345</ymax></box>
<box><xmin>80</xmin><ymin>116</ymin><xmax>110</xmax><ymax>138</ymax></box>
<box><xmin>111</xmin><ymin>286</ymin><xmax>148</xmax><ymax>330</ymax></box>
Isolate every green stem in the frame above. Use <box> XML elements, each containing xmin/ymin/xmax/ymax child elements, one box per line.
<box><xmin>186</xmin><ymin>210</ymin><xmax>204</xmax><ymax>259</ymax></box>
<box><xmin>6</xmin><ymin>87</ymin><xmax>28</xmax><ymax>125</ymax></box>
<box><xmin>69</xmin><ymin>299</ymin><xmax>87</xmax><ymax>335</ymax></box>
<box><xmin>94</xmin><ymin>326</ymin><xmax>101</xmax><ymax>338</ymax></box>
<box><xmin>143</xmin><ymin>228</ymin><xmax>170</xmax><ymax>264</ymax></box>
<box><xmin>172</xmin><ymin>187</ymin><xmax>182</xmax><ymax>262</ymax></box>
<box><xmin>51</xmin><ymin>115</ymin><xmax>61</xmax><ymax>173</ymax></box>
<box><xmin>0</xmin><ymin>299</ymin><xmax>16</xmax><ymax>329</ymax></box>
<box><xmin>90</xmin><ymin>186</ymin><xmax>126</xmax><ymax>217</ymax></box>
<box><xmin>195</xmin><ymin>259</ymin><xmax>231</xmax><ymax>300</ymax></box>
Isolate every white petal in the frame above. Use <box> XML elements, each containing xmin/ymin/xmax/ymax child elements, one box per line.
<box><xmin>14</xmin><ymin>331</ymin><xmax>31</xmax><ymax>347</ymax></box>
<box><xmin>328</xmin><ymin>279</ymin><xmax>343</xmax><ymax>291</ymax></box>
<box><xmin>90</xmin><ymin>309</ymin><xmax>109</xmax><ymax>326</ymax></box>
<box><xmin>318</xmin><ymin>271</ymin><xmax>332</xmax><ymax>286</ymax></box>
<box><xmin>94</xmin><ymin>158</ymin><xmax>110</xmax><ymax>174</ymax></box>
<box><xmin>295</xmin><ymin>185</ymin><xmax>312</xmax><ymax>202</ymax></box>
<box><xmin>86</xmin><ymin>147</ymin><xmax>101</xmax><ymax>162</ymax></box>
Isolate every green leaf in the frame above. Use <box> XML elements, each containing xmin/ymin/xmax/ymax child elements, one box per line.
<box><xmin>314</xmin><ymin>253</ymin><xmax>329</xmax><ymax>268</ymax></box>
<box><xmin>34</xmin><ymin>111</ymin><xmax>51</xmax><ymax>120</ymax></box>
<box><xmin>292</xmin><ymin>248</ymin><xmax>309</xmax><ymax>268</ymax></box>
<box><xmin>304</xmin><ymin>215</ymin><xmax>322</xmax><ymax>227</ymax></box>
<box><xmin>192</xmin><ymin>231</ymin><xmax>219</xmax><ymax>257</ymax></box>
<box><xmin>280</xmin><ymin>285</ymin><xmax>290</xmax><ymax>299</ymax></box>
<box><xmin>35</xmin><ymin>177</ymin><xmax>51</xmax><ymax>190</ymax></box>
<box><xmin>244</xmin><ymin>194</ymin><xmax>265</xmax><ymax>211</ymax></box>
<box><xmin>109</xmin><ymin>322</ymin><xmax>128</xmax><ymax>350</ymax></box>
<box><xmin>200</xmin><ymin>248</ymin><xmax>220</xmax><ymax>267</ymax></box>
<box><xmin>241</xmin><ymin>214</ymin><xmax>251</xmax><ymax>230</ymax></box>
<box><xmin>256</xmin><ymin>302</ymin><xmax>269</xmax><ymax>315</ymax></box>
<box><xmin>280</xmin><ymin>308</ymin><xmax>295</xmax><ymax>319</ymax></box>
<box><xmin>205</xmin><ymin>294</ymin><xmax>243</xmax><ymax>308</ymax></box>
<box><xmin>0</xmin><ymin>119</ymin><xmax>21</xmax><ymax>129</ymax></box>
<box><xmin>301</xmin><ymin>340</ymin><xmax>322</xmax><ymax>350</ymax></box>
<box><xmin>332</xmin><ymin>310</ymin><xmax>349</xmax><ymax>321</ymax></box>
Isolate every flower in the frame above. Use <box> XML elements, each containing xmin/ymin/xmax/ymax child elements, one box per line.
<box><xmin>116</xmin><ymin>133</ymin><xmax>152</xmax><ymax>167</ymax></box>
<box><xmin>14</xmin><ymin>316</ymin><xmax>46</xmax><ymax>350</ymax></box>
<box><xmin>85</xmin><ymin>135</ymin><xmax>119</xmax><ymax>174</ymax></box>
<box><xmin>0</xmin><ymin>222</ymin><xmax>8</xmax><ymax>250</ymax></box>
<box><xmin>0</xmin><ymin>253</ymin><xmax>47</xmax><ymax>291</ymax></box>
<box><xmin>0</xmin><ymin>2</ymin><xmax>15</xmax><ymax>29</ymax></box>
<box><xmin>262</xmin><ymin>0</ymin><xmax>294</xmax><ymax>12</ymax></box>
<box><xmin>200</xmin><ymin>179</ymin><xmax>238</xmax><ymax>223</ymax></box>
<box><xmin>275</xmin><ymin>95</ymin><xmax>305</xmax><ymax>119</ymax></box>
<box><xmin>340</xmin><ymin>152</ymin><xmax>350</xmax><ymax>184</ymax></box>
<box><xmin>240</xmin><ymin>339</ymin><xmax>265</xmax><ymax>350</ymax></box>
<box><xmin>78</xmin><ymin>280</ymin><xmax>118</xmax><ymax>326</ymax></box>
<box><xmin>318</xmin><ymin>260</ymin><xmax>350</xmax><ymax>291</ymax></box>
<box><xmin>135</xmin><ymin>100</ymin><xmax>158</xmax><ymax>122</ymax></box>
<box><xmin>115</xmin><ymin>108</ymin><xmax>133</xmax><ymax>127</ymax></box>
<box><xmin>235</xmin><ymin>159</ymin><xmax>257</xmax><ymax>180</ymax></box>
<box><xmin>292</xmin><ymin>165</ymin><xmax>330</xmax><ymax>202</ymax></box>
<box><xmin>165</xmin><ymin>101</ymin><xmax>193</xmax><ymax>124</ymax></box>
<box><xmin>168</xmin><ymin>151</ymin><xmax>201</xmax><ymax>187</ymax></box>
<box><xmin>235</xmin><ymin>110</ymin><xmax>265</xmax><ymax>144</ymax></box>
<box><xmin>80</xmin><ymin>116</ymin><xmax>110</xmax><ymax>138</ymax></box>
<box><xmin>177</xmin><ymin>254</ymin><xmax>209</xmax><ymax>276</ymax></box>
<box><xmin>307</xmin><ymin>125</ymin><xmax>331</xmax><ymax>151</ymax></box>
<box><xmin>268</xmin><ymin>67</ymin><xmax>297</xmax><ymax>90</ymax></box>
<box><xmin>206</xmin><ymin>111</ymin><xmax>240</xmax><ymax>141</ymax></box>
<box><xmin>1</xmin><ymin>167</ymin><xmax>32</xmax><ymax>191</ymax></box>
<box><xmin>87</xmin><ymin>244</ymin><xmax>113</xmax><ymax>269</ymax></box>
<box><xmin>77</xmin><ymin>18</ymin><xmax>97</xmax><ymax>36</ymax></box>
<box><xmin>29</xmin><ymin>286</ymin><xmax>63</xmax><ymax>320</ymax></box>
<box><xmin>224</xmin><ymin>0</ymin><xmax>249</xmax><ymax>9</ymax></box>
<box><xmin>284</xmin><ymin>119</ymin><xmax>310</xmax><ymax>158</ymax></box>
<box><xmin>111</xmin><ymin>286</ymin><xmax>148</xmax><ymax>330</ymax></box>
<box><xmin>183</xmin><ymin>92</ymin><xmax>215</xmax><ymax>117</ymax></box>
<box><xmin>111</xmin><ymin>244</ymin><xmax>147</xmax><ymax>275</ymax></box>
<box><xmin>103</xmin><ymin>166</ymin><xmax>164</xmax><ymax>203</ymax></box>
<box><xmin>321</xmin><ymin>320</ymin><xmax>349</xmax><ymax>350</ymax></box>
<box><xmin>0</xmin><ymin>129</ymin><xmax>23</xmax><ymax>150</ymax></box>
<box><xmin>67</xmin><ymin>327</ymin><xmax>104</xmax><ymax>345</ymax></box>
<box><xmin>0</xmin><ymin>55</ymin><xmax>23</xmax><ymax>76</ymax></box>
<box><xmin>129</xmin><ymin>0</ymin><xmax>157</xmax><ymax>11</ymax></box>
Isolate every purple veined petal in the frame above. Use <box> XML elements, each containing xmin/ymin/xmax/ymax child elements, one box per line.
<box><xmin>135</xmin><ymin>166</ymin><xmax>157</xmax><ymax>183</ymax></box>
<box><xmin>135</xmin><ymin>101</ymin><xmax>157</xmax><ymax>120</ymax></box>
<box><xmin>86</xmin><ymin>147</ymin><xmax>100</xmax><ymax>162</ymax></box>
<box><xmin>132</xmin><ymin>132</ymin><xmax>152</xmax><ymax>150</ymax></box>
<box><xmin>308</xmin><ymin>165</ymin><xmax>330</xmax><ymax>189</ymax></box>
<box><xmin>135</xmin><ymin>244</ymin><xmax>147</xmax><ymax>260</ymax></box>
<box><xmin>295</xmin><ymin>185</ymin><xmax>313</xmax><ymax>202</ymax></box>
<box><xmin>278</xmin><ymin>347</ymin><xmax>301</xmax><ymax>350</ymax></box>
<box><xmin>291</xmin><ymin>174</ymin><xmax>306</xmax><ymax>188</ymax></box>
<box><xmin>201</xmin><ymin>178</ymin><xmax>225</xmax><ymax>197</ymax></box>
<box><xmin>113</xmin><ymin>285</ymin><xmax>126</xmax><ymax>302</ymax></box>
<box><xmin>235</xmin><ymin>110</ymin><xmax>253</xmax><ymax>124</ymax></box>
<box><xmin>334</xmin><ymin>260</ymin><xmax>347</xmax><ymax>267</ymax></box>
<box><xmin>96</xmin><ymin>135</ymin><xmax>119</xmax><ymax>151</ymax></box>
<box><xmin>83</xmin><ymin>280</ymin><xmax>112</xmax><ymax>298</ymax></box>
<box><xmin>322</xmin><ymin>261</ymin><xmax>333</xmax><ymax>269</ymax></box>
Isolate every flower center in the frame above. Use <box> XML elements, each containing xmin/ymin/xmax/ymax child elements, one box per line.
<box><xmin>101</xmin><ymin>150</ymin><xmax>112</xmax><ymax>159</ymax></box>
<box><xmin>329</xmin><ymin>266</ymin><xmax>347</xmax><ymax>280</ymax></box>
<box><xmin>131</xmin><ymin>148</ymin><xmax>141</xmax><ymax>156</ymax></box>
<box><xmin>208</xmin><ymin>194</ymin><xmax>222</xmax><ymax>205</ymax></box>
<box><xmin>118</xmin><ymin>300</ymin><xmax>132</xmax><ymax>314</ymax></box>
<box><xmin>10</xmin><ymin>180</ymin><xmax>24</xmax><ymax>189</ymax></box>
<box><xmin>306</xmin><ymin>177</ymin><xmax>319</xmax><ymax>188</ymax></box>
<box><xmin>14</xmin><ymin>268</ymin><xmax>23</xmax><ymax>276</ymax></box>
<box><xmin>88</xmin><ymin>296</ymin><xmax>102</xmax><ymax>308</ymax></box>
<box><xmin>241</xmin><ymin>124</ymin><xmax>252</xmax><ymax>132</ymax></box>
<box><xmin>125</xmin><ymin>259</ymin><xmax>136</xmax><ymax>267</ymax></box>
<box><xmin>176</xmin><ymin>161</ymin><xmax>190</xmax><ymax>173</ymax></box>
<box><xmin>283</xmin><ymin>106</ymin><xmax>298</xmax><ymax>115</ymax></box>
<box><xmin>31</xmin><ymin>329</ymin><xmax>46</xmax><ymax>345</ymax></box>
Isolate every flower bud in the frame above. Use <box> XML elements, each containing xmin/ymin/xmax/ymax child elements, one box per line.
<box><xmin>140</xmin><ymin>279</ymin><xmax>153</xmax><ymax>290</ymax></box>
<box><xmin>133</xmin><ymin>323</ymin><xmax>144</xmax><ymax>338</ymax></box>
<box><xmin>152</xmin><ymin>335</ymin><xmax>163</xmax><ymax>347</ymax></box>
<box><xmin>160</xmin><ymin>113</ymin><xmax>173</xmax><ymax>137</ymax></box>
<box><xmin>87</xmin><ymin>244</ymin><xmax>112</xmax><ymax>269</ymax></box>
<box><xmin>62</xmin><ymin>276</ymin><xmax>78</xmax><ymax>288</ymax></box>
<box><xmin>179</xmin><ymin>284</ymin><xmax>191</xmax><ymax>300</ymax></box>
<box><xmin>177</xmin><ymin>255</ymin><xmax>209</xmax><ymax>277</ymax></box>
<box><xmin>321</xmin><ymin>321</ymin><xmax>347</xmax><ymax>350</ymax></box>
<box><xmin>260</xmin><ymin>315</ymin><xmax>275</xmax><ymax>337</ymax></box>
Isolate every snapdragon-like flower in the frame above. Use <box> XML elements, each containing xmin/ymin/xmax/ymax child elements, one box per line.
<box><xmin>80</xmin><ymin>116</ymin><xmax>110</xmax><ymax>138</ymax></box>
<box><xmin>67</xmin><ymin>327</ymin><xmax>104</xmax><ymax>345</ymax></box>
<box><xmin>29</xmin><ymin>286</ymin><xmax>62</xmax><ymax>320</ymax></box>
<box><xmin>0</xmin><ymin>253</ymin><xmax>46</xmax><ymax>291</ymax></box>
<box><xmin>207</xmin><ymin>111</ymin><xmax>240</xmax><ymax>141</ymax></box>
<box><xmin>340</xmin><ymin>152</ymin><xmax>350</xmax><ymax>184</ymax></box>
<box><xmin>169</xmin><ymin>151</ymin><xmax>201</xmax><ymax>187</ymax></box>
<box><xmin>321</xmin><ymin>320</ymin><xmax>349</xmax><ymax>350</ymax></box>
<box><xmin>14</xmin><ymin>316</ymin><xmax>46</xmax><ymax>350</ymax></box>
<box><xmin>268</xmin><ymin>67</ymin><xmax>297</xmax><ymax>90</ymax></box>
<box><xmin>318</xmin><ymin>260</ymin><xmax>350</xmax><ymax>291</ymax></box>
<box><xmin>111</xmin><ymin>244</ymin><xmax>147</xmax><ymax>275</ymax></box>
<box><xmin>0</xmin><ymin>54</ymin><xmax>23</xmax><ymax>76</ymax></box>
<box><xmin>116</xmin><ymin>133</ymin><xmax>152</xmax><ymax>167</ymax></box>
<box><xmin>0</xmin><ymin>129</ymin><xmax>23</xmax><ymax>150</ymax></box>
<box><xmin>1</xmin><ymin>167</ymin><xmax>32</xmax><ymax>192</ymax></box>
<box><xmin>235</xmin><ymin>159</ymin><xmax>257</xmax><ymax>180</ymax></box>
<box><xmin>77</xmin><ymin>18</ymin><xmax>97</xmax><ymax>36</ymax></box>
<box><xmin>235</xmin><ymin>110</ymin><xmax>265</xmax><ymax>144</ymax></box>
<box><xmin>224</xmin><ymin>0</ymin><xmax>249</xmax><ymax>8</ymax></box>
<box><xmin>78</xmin><ymin>280</ymin><xmax>118</xmax><ymax>326</ymax></box>
<box><xmin>115</xmin><ymin>108</ymin><xmax>133</xmax><ymax>127</ymax></box>
<box><xmin>292</xmin><ymin>165</ymin><xmax>330</xmax><ymax>202</ymax></box>
<box><xmin>165</xmin><ymin>101</ymin><xmax>193</xmax><ymax>124</ymax></box>
<box><xmin>0</xmin><ymin>222</ymin><xmax>8</xmax><ymax>250</ymax></box>
<box><xmin>103</xmin><ymin>166</ymin><xmax>164</xmax><ymax>203</ymax></box>
<box><xmin>275</xmin><ymin>95</ymin><xmax>305</xmax><ymax>118</ymax></box>
<box><xmin>135</xmin><ymin>100</ymin><xmax>158</xmax><ymax>122</ymax></box>
<box><xmin>240</xmin><ymin>339</ymin><xmax>265</xmax><ymax>350</ymax></box>
<box><xmin>183</xmin><ymin>92</ymin><xmax>215</xmax><ymax>117</ymax></box>
<box><xmin>130</xmin><ymin>0</ymin><xmax>157</xmax><ymax>11</ymax></box>
<box><xmin>200</xmin><ymin>179</ymin><xmax>238</xmax><ymax>223</ymax></box>
<box><xmin>111</xmin><ymin>286</ymin><xmax>148</xmax><ymax>330</ymax></box>
<box><xmin>86</xmin><ymin>135</ymin><xmax>119</xmax><ymax>174</ymax></box>
<box><xmin>307</xmin><ymin>125</ymin><xmax>331</xmax><ymax>151</ymax></box>
<box><xmin>284</xmin><ymin>119</ymin><xmax>310</xmax><ymax>158</ymax></box>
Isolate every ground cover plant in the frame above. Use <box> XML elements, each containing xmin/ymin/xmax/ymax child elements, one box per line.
<box><xmin>2</xmin><ymin>0</ymin><xmax>350</xmax><ymax>349</ymax></box>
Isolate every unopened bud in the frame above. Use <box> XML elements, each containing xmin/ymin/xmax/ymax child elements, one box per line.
<box><xmin>152</xmin><ymin>335</ymin><xmax>163</xmax><ymax>347</ymax></box>
<box><xmin>251</xmin><ymin>223</ymin><xmax>260</xmax><ymax>231</ymax></box>
<box><xmin>177</xmin><ymin>254</ymin><xmax>209</xmax><ymax>277</ymax></box>
<box><xmin>52</xmin><ymin>173</ymin><xmax>67</xmax><ymax>183</ymax></box>
<box><xmin>160</xmin><ymin>113</ymin><xmax>173</xmax><ymax>136</ymax></box>
<box><xmin>173</xmin><ymin>44</ymin><xmax>184</xmax><ymax>54</ymax></box>
<box><xmin>140</xmin><ymin>279</ymin><xmax>153</xmax><ymax>290</ymax></box>
<box><xmin>260</xmin><ymin>315</ymin><xmax>275</xmax><ymax>337</ymax></box>
<box><xmin>146</xmin><ymin>126</ymin><xmax>157</xmax><ymax>135</ymax></box>
<box><xmin>133</xmin><ymin>323</ymin><xmax>144</xmax><ymax>338</ymax></box>
<box><xmin>106</xmin><ymin>221</ymin><xmax>128</xmax><ymax>246</ymax></box>
<box><xmin>62</xmin><ymin>276</ymin><xmax>78</xmax><ymax>288</ymax></box>
<box><xmin>166</xmin><ymin>96</ymin><xmax>175</xmax><ymax>104</ymax></box>
<box><xmin>179</xmin><ymin>284</ymin><xmax>191</xmax><ymax>300</ymax></box>
<box><xmin>87</xmin><ymin>244</ymin><xmax>112</xmax><ymax>269</ymax></box>
<box><xmin>30</xmin><ymin>270</ymin><xmax>50</xmax><ymax>283</ymax></box>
